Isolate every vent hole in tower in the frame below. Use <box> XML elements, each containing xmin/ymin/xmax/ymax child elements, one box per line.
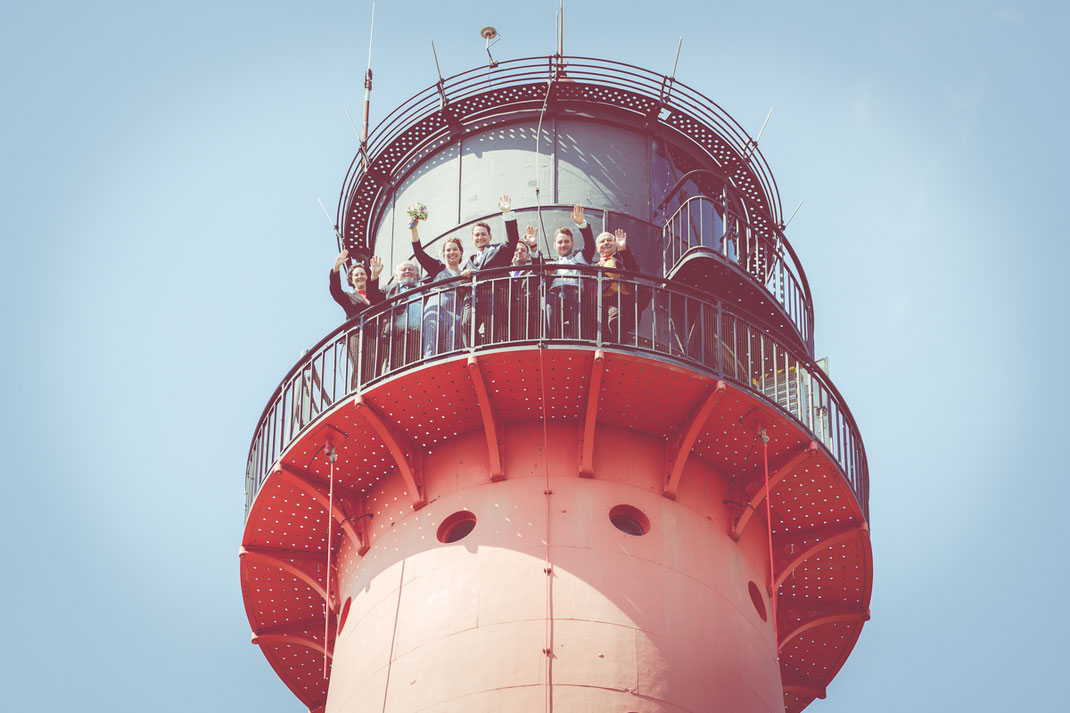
<box><xmin>437</xmin><ymin>510</ymin><xmax>477</xmax><ymax>543</ymax></box>
<box><xmin>748</xmin><ymin>581</ymin><xmax>768</xmax><ymax>621</ymax></box>
<box><xmin>609</xmin><ymin>505</ymin><xmax>650</xmax><ymax>536</ymax></box>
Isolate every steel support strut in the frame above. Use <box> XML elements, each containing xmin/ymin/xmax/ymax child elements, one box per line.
<box><xmin>240</xmin><ymin>545</ymin><xmax>336</xmax><ymax>609</ymax></box>
<box><xmin>777</xmin><ymin>599</ymin><xmax>870</xmax><ymax>651</ymax></box>
<box><xmin>467</xmin><ymin>355</ymin><xmax>504</xmax><ymax>481</ymax></box>
<box><xmin>273</xmin><ymin>463</ymin><xmax>367</xmax><ymax>553</ymax></box>
<box><xmin>774</xmin><ymin>523</ymin><xmax>869</xmax><ymax>589</ymax></box>
<box><xmin>730</xmin><ymin>441</ymin><xmax>817</xmax><ymax>540</ymax></box>
<box><xmin>355</xmin><ymin>396</ymin><xmax>426</xmax><ymax>508</ymax></box>
<box><xmin>664</xmin><ymin>380</ymin><xmax>726</xmax><ymax>499</ymax></box>
<box><xmin>579</xmin><ymin>350</ymin><xmax>606</xmax><ymax>477</ymax></box>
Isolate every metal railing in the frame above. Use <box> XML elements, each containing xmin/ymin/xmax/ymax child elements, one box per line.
<box><xmin>245</xmin><ymin>265</ymin><xmax>867</xmax><ymax>521</ymax></box>
<box><xmin>664</xmin><ymin>196</ymin><xmax>814</xmax><ymax>352</ymax></box>
<box><xmin>338</xmin><ymin>55</ymin><xmax>783</xmax><ymax>254</ymax></box>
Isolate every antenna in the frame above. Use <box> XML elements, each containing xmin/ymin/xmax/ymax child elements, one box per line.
<box><xmin>559</xmin><ymin>0</ymin><xmax>564</xmax><ymax>56</ymax></box>
<box><xmin>431</xmin><ymin>40</ymin><xmax>448</xmax><ymax>108</ymax></box>
<box><xmin>359</xmin><ymin>1</ymin><xmax>376</xmax><ymax>167</ymax></box>
<box><xmin>671</xmin><ymin>36</ymin><xmax>683</xmax><ymax>79</ymax></box>
<box><xmin>344</xmin><ymin>108</ymin><xmax>362</xmax><ymax>143</ymax></box>
<box><xmin>317</xmin><ymin>197</ymin><xmax>343</xmax><ymax>252</ymax></box>
<box><xmin>480</xmin><ymin>26</ymin><xmax>499</xmax><ymax>68</ymax></box>
<box><xmin>742</xmin><ymin>107</ymin><xmax>773</xmax><ymax>160</ymax></box>
<box><xmin>755</xmin><ymin>107</ymin><xmax>773</xmax><ymax>144</ymax></box>
<box><xmin>431</xmin><ymin>40</ymin><xmax>443</xmax><ymax>81</ymax></box>
<box><xmin>784</xmin><ymin>199</ymin><xmax>804</xmax><ymax>228</ymax></box>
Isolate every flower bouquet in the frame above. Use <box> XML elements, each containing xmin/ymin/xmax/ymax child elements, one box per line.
<box><xmin>406</xmin><ymin>202</ymin><xmax>428</xmax><ymax>228</ymax></box>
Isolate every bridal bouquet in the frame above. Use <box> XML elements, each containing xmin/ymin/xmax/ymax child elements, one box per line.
<box><xmin>406</xmin><ymin>202</ymin><xmax>428</xmax><ymax>228</ymax></box>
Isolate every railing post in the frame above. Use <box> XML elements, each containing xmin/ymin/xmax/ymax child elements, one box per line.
<box><xmin>538</xmin><ymin>262</ymin><xmax>547</xmax><ymax>345</ymax></box>
<box><xmin>469</xmin><ymin>273</ymin><xmax>478</xmax><ymax>350</ymax></box>
<box><xmin>596</xmin><ymin>269</ymin><xmax>603</xmax><ymax>347</ymax></box>
<box><xmin>356</xmin><ymin>317</ymin><xmax>364</xmax><ymax>391</ymax></box>
<box><xmin>661</xmin><ymin>222</ymin><xmax>668</xmax><ymax>278</ymax></box>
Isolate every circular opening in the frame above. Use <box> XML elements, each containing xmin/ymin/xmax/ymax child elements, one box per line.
<box><xmin>437</xmin><ymin>510</ymin><xmax>477</xmax><ymax>543</ymax></box>
<box><xmin>338</xmin><ymin>596</ymin><xmax>353</xmax><ymax>633</ymax></box>
<box><xmin>748</xmin><ymin>581</ymin><xmax>768</xmax><ymax>621</ymax></box>
<box><xmin>609</xmin><ymin>504</ymin><xmax>650</xmax><ymax>536</ymax></box>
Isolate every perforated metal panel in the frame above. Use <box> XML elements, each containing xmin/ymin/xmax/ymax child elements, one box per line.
<box><xmin>241</xmin><ymin>346</ymin><xmax>870</xmax><ymax>711</ymax></box>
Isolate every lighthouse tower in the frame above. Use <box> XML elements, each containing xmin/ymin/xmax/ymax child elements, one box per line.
<box><xmin>240</xmin><ymin>55</ymin><xmax>871</xmax><ymax>713</ymax></box>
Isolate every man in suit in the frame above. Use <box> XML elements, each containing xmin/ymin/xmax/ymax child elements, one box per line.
<box><xmin>507</xmin><ymin>240</ymin><xmax>542</xmax><ymax>341</ymax></box>
<box><xmin>460</xmin><ymin>195</ymin><xmax>520</xmax><ymax>345</ymax></box>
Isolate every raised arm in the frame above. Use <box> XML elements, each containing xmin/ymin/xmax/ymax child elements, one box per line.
<box><xmin>410</xmin><ymin>223</ymin><xmax>444</xmax><ymax>279</ymax></box>
<box><xmin>365</xmin><ymin>255</ymin><xmax>385</xmax><ymax>304</ymax></box>
<box><xmin>481</xmin><ymin>195</ymin><xmax>521</xmax><ymax>270</ymax></box>
<box><xmin>501</xmin><ymin>194</ymin><xmax>519</xmax><ymax>250</ymax></box>
<box><xmin>614</xmin><ymin>229</ymin><xmax>639</xmax><ymax>271</ymax></box>
<box><xmin>329</xmin><ymin>249</ymin><xmax>351</xmax><ymax>311</ymax></box>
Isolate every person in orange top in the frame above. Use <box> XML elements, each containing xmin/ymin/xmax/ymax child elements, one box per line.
<box><xmin>593</xmin><ymin>228</ymin><xmax>640</xmax><ymax>344</ymax></box>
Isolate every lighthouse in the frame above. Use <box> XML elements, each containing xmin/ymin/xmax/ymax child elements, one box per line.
<box><xmin>239</xmin><ymin>54</ymin><xmax>871</xmax><ymax>713</ymax></box>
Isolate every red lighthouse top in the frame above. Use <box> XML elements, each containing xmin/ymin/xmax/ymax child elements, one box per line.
<box><xmin>241</xmin><ymin>54</ymin><xmax>871</xmax><ymax>713</ymax></box>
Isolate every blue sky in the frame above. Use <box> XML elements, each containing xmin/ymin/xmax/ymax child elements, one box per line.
<box><xmin>2</xmin><ymin>1</ymin><xmax>1067</xmax><ymax>710</ymax></box>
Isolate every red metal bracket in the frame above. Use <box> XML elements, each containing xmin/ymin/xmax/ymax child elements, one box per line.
<box><xmin>251</xmin><ymin>632</ymin><xmax>333</xmax><ymax>660</ymax></box>
<box><xmin>467</xmin><ymin>355</ymin><xmax>505</xmax><ymax>481</ymax></box>
<box><xmin>253</xmin><ymin>616</ymin><xmax>336</xmax><ymax>641</ymax></box>
<box><xmin>777</xmin><ymin>599</ymin><xmax>870</xmax><ymax>651</ymax></box>
<box><xmin>240</xmin><ymin>545</ymin><xmax>337</xmax><ymax>611</ymax></box>
<box><xmin>350</xmin><ymin>496</ymin><xmax>372</xmax><ymax>557</ymax></box>
<box><xmin>774</xmin><ymin>522</ymin><xmax>869</xmax><ymax>590</ymax></box>
<box><xmin>354</xmin><ymin>396</ymin><xmax>426</xmax><ymax>509</ymax></box>
<box><xmin>729</xmin><ymin>441</ymin><xmax>817</xmax><ymax>540</ymax></box>
<box><xmin>663</xmin><ymin>380</ymin><xmax>726</xmax><ymax>499</ymax></box>
<box><xmin>781</xmin><ymin>673</ymin><xmax>827</xmax><ymax>701</ymax></box>
<box><xmin>579</xmin><ymin>350</ymin><xmax>606</xmax><ymax>478</ymax></box>
<box><xmin>273</xmin><ymin>464</ymin><xmax>366</xmax><ymax>553</ymax></box>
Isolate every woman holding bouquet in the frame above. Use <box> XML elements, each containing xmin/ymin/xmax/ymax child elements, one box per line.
<box><xmin>408</xmin><ymin>203</ymin><xmax>465</xmax><ymax>357</ymax></box>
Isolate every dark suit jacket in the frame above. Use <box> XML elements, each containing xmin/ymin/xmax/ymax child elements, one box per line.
<box><xmin>461</xmin><ymin>216</ymin><xmax>520</xmax><ymax>273</ymax></box>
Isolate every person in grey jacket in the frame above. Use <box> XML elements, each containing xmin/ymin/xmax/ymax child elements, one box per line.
<box><xmin>377</xmin><ymin>260</ymin><xmax>424</xmax><ymax>375</ymax></box>
<box><xmin>546</xmin><ymin>205</ymin><xmax>596</xmax><ymax>339</ymax></box>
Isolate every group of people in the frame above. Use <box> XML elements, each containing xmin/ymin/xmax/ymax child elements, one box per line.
<box><xmin>329</xmin><ymin>197</ymin><xmax>642</xmax><ymax>378</ymax></box>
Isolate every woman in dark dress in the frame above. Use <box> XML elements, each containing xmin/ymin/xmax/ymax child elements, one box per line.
<box><xmin>330</xmin><ymin>250</ymin><xmax>384</xmax><ymax>386</ymax></box>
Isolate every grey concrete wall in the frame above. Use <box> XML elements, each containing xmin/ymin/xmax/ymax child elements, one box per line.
<box><xmin>371</xmin><ymin>118</ymin><xmax>661</xmax><ymax>279</ymax></box>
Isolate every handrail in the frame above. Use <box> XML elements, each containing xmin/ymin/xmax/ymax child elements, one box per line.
<box><xmin>245</xmin><ymin>265</ymin><xmax>868</xmax><ymax>523</ymax></box>
<box><xmin>663</xmin><ymin>195</ymin><xmax>815</xmax><ymax>354</ymax></box>
<box><xmin>656</xmin><ymin>168</ymin><xmax>814</xmax><ymax>303</ymax></box>
<box><xmin>336</xmin><ymin>55</ymin><xmax>783</xmax><ymax>254</ymax></box>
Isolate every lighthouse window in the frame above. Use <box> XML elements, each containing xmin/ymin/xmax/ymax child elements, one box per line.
<box><xmin>609</xmin><ymin>504</ymin><xmax>650</xmax><ymax>536</ymax></box>
<box><xmin>437</xmin><ymin>510</ymin><xmax>477</xmax><ymax>543</ymax></box>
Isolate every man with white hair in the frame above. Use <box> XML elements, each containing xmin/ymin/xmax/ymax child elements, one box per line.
<box><xmin>376</xmin><ymin>259</ymin><xmax>424</xmax><ymax>374</ymax></box>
